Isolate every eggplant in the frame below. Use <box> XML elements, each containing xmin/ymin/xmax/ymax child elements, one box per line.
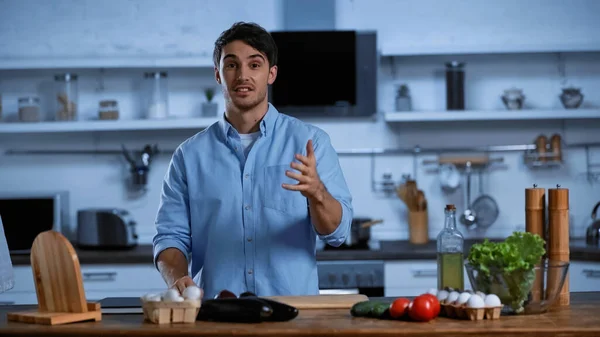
<box><xmin>253</xmin><ymin>297</ymin><xmax>299</xmax><ymax>322</ymax></box>
<box><xmin>197</xmin><ymin>297</ymin><xmax>273</xmax><ymax>323</ymax></box>
<box><xmin>197</xmin><ymin>296</ymin><xmax>299</xmax><ymax>323</ymax></box>
<box><xmin>237</xmin><ymin>291</ymin><xmax>298</xmax><ymax>321</ymax></box>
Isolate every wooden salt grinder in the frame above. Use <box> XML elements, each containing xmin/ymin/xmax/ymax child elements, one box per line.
<box><xmin>7</xmin><ymin>230</ymin><xmax>102</xmax><ymax>325</ymax></box>
<box><xmin>547</xmin><ymin>185</ymin><xmax>570</xmax><ymax>307</ymax></box>
<box><xmin>525</xmin><ymin>184</ymin><xmax>546</xmax><ymax>301</ymax></box>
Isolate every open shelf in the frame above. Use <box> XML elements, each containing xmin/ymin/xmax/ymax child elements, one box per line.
<box><xmin>0</xmin><ymin>117</ymin><xmax>219</xmax><ymax>134</ymax></box>
<box><xmin>384</xmin><ymin>109</ymin><xmax>600</xmax><ymax>122</ymax></box>
<box><xmin>380</xmin><ymin>43</ymin><xmax>600</xmax><ymax>57</ymax></box>
<box><xmin>0</xmin><ymin>56</ymin><xmax>214</xmax><ymax>70</ymax></box>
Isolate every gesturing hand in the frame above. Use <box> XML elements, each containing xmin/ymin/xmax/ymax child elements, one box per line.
<box><xmin>282</xmin><ymin>139</ymin><xmax>324</xmax><ymax>201</ymax></box>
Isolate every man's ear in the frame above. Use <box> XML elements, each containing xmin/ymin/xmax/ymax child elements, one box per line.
<box><xmin>268</xmin><ymin>65</ymin><xmax>278</xmax><ymax>85</ymax></box>
<box><xmin>215</xmin><ymin>66</ymin><xmax>221</xmax><ymax>84</ymax></box>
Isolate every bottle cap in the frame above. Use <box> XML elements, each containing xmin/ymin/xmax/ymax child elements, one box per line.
<box><xmin>445</xmin><ymin>204</ymin><xmax>456</xmax><ymax>211</ymax></box>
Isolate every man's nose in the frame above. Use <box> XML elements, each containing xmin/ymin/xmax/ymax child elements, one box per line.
<box><xmin>237</xmin><ymin>68</ymin><xmax>250</xmax><ymax>81</ymax></box>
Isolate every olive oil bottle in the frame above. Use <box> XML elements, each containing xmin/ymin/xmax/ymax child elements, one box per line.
<box><xmin>436</xmin><ymin>204</ymin><xmax>465</xmax><ymax>290</ymax></box>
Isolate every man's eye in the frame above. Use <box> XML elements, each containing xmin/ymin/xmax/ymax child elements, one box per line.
<box><xmin>226</xmin><ymin>63</ymin><xmax>236</xmax><ymax>68</ymax></box>
<box><xmin>251</xmin><ymin>63</ymin><xmax>260</xmax><ymax>68</ymax></box>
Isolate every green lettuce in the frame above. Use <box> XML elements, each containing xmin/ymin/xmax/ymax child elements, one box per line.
<box><xmin>467</xmin><ymin>232</ymin><xmax>545</xmax><ymax>313</ymax></box>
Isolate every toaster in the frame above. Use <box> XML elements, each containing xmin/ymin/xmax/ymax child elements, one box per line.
<box><xmin>77</xmin><ymin>208</ymin><xmax>138</xmax><ymax>250</ymax></box>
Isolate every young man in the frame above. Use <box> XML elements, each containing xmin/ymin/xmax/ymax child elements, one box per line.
<box><xmin>152</xmin><ymin>22</ymin><xmax>353</xmax><ymax>300</ymax></box>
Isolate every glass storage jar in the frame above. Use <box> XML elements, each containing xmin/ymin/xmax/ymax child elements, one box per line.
<box><xmin>18</xmin><ymin>96</ymin><xmax>41</xmax><ymax>122</ymax></box>
<box><xmin>54</xmin><ymin>73</ymin><xmax>78</xmax><ymax>121</ymax></box>
<box><xmin>98</xmin><ymin>100</ymin><xmax>119</xmax><ymax>120</ymax></box>
<box><xmin>143</xmin><ymin>71</ymin><xmax>169</xmax><ymax>119</ymax></box>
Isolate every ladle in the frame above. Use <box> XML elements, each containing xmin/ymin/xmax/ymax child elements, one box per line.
<box><xmin>460</xmin><ymin>161</ymin><xmax>477</xmax><ymax>228</ymax></box>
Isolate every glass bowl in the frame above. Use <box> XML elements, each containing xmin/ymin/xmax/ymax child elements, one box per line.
<box><xmin>465</xmin><ymin>259</ymin><xmax>569</xmax><ymax>315</ymax></box>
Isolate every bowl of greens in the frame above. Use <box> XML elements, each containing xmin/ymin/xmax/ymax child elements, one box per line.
<box><xmin>465</xmin><ymin>232</ymin><xmax>569</xmax><ymax>315</ymax></box>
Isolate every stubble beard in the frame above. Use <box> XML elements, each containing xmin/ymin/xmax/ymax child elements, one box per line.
<box><xmin>225</xmin><ymin>87</ymin><xmax>267</xmax><ymax>114</ymax></box>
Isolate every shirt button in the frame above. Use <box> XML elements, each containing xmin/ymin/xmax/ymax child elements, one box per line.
<box><xmin>244</xmin><ymin>174</ymin><xmax>250</xmax><ymax>179</ymax></box>
<box><xmin>248</xmin><ymin>269</ymin><xmax>253</xmax><ymax>275</ymax></box>
<box><xmin>245</xmin><ymin>205</ymin><xmax>250</xmax><ymax>210</ymax></box>
<box><xmin>247</xmin><ymin>237</ymin><xmax>252</xmax><ymax>242</ymax></box>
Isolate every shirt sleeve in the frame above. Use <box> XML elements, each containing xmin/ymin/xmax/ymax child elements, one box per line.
<box><xmin>311</xmin><ymin>130</ymin><xmax>353</xmax><ymax>247</ymax></box>
<box><xmin>152</xmin><ymin>145</ymin><xmax>192</xmax><ymax>269</ymax></box>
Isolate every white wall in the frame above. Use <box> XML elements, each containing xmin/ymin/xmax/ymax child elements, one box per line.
<box><xmin>0</xmin><ymin>0</ymin><xmax>599</xmax><ymax>244</ymax></box>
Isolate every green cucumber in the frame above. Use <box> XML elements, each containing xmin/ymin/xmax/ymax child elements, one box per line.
<box><xmin>350</xmin><ymin>300</ymin><xmax>374</xmax><ymax>317</ymax></box>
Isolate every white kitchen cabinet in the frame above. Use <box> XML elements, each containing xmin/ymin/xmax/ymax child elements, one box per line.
<box><xmin>569</xmin><ymin>261</ymin><xmax>600</xmax><ymax>292</ymax></box>
<box><xmin>385</xmin><ymin>260</ymin><xmax>600</xmax><ymax>298</ymax></box>
<box><xmin>384</xmin><ymin>260</ymin><xmax>471</xmax><ymax>297</ymax></box>
<box><xmin>0</xmin><ymin>264</ymin><xmax>168</xmax><ymax>305</ymax></box>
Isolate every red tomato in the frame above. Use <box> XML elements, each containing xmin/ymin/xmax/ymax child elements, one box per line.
<box><xmin>419</xmin><ymin>293</ymin><xmax>441</xmax><ymax>317</ymax></box>
<box><xmin>408</xmin><ymin>294</ymin><xmax>440</xmax><ymax>322</ymax></box>
<box><xmin>389</xmin><ymin>298</ymin><xmax>411</xmax><ymax>318</ymax></box>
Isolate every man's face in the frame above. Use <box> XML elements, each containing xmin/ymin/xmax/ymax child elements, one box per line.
<box><xmin>215</xmin><ymin>40</ymin><xmax>277</xmax><ymax>112</ymax></box>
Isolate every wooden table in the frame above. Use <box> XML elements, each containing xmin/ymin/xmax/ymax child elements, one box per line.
<box><xmin>1</xmin><ymin>292</ymin><xmax>600</xmax><ymax>337</ymax></box>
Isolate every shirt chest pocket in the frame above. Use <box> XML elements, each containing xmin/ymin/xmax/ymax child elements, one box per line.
<box><xmin>261</xmin><ymin>164</ymin><xmax>307</xmax><ymax>215</ymax></box>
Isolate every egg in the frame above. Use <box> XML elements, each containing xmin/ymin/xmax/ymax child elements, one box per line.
<box><xmin>466</xmin><ymin>294</ymin><xmax>485</xmax><ymax>308</ymax></box>
<box><xmin>437</xmin><ymin>289</ymin><xmax>449</xmax><ymax>302</ymax></box>
<box><xmin>446</xmin><ymin>291</ymin><xmax>460</xmax><ymax>304</ymax></box>
<box><xmin>182</xmin><ymin>285</ymin><xmax>202</xmax><ymax>300</ymax></box>
<box><xmin>484</xmin><ymin>294</ymin><xmax>502</xmax><ymax>307</ymax></box>
<box><xmin>456</xmin><ymin>292</ymin><xmax>472</xmax><ymax>305</ymax></box>
<box><xmin>162</xmin><ymin>289</ymin><xmax>181</xmax><ymax>302</ymax></box>
<box><xmin>475</xmin><ymin>291</ymin><xmax>486</xmax><ymax>299</ymax></box>
<box><xmin>142</xmin><ymin>293</ymin><xmax>161</xmax><ymax>302</ymax></box>
<box><xmin>427</xmin><ymin>288</ymin><xmax>438</xmax><ymax>296</ymax></box>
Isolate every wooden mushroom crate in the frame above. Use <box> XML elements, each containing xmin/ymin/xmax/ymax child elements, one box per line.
<box><xmin>141</xmin><ymin>299</ymin><xmax>201</xmax><ymax>324</ymax></box>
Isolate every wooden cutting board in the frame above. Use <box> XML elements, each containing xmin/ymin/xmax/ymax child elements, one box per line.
<box><xmin>7</xmin><ymin>230</ymin><xmax>102</xmax><ymax>325</ymax></box>
<box><xmin>264</xmin><ymin>294</ymin><xmax>368</xmax><ymax>309</ymax></box>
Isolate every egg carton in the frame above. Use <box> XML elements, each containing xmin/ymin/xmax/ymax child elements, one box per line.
<box><xmin>440</xmin><ymin>302</ymin><xmax>503</xmax><ymax>321</ymax></box>
<box><xmin>141</xmin><ymin>298</ymin><xmax>201</xmax><ymax>324</ymax></box>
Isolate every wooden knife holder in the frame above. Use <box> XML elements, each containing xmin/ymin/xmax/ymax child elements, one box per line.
<box><xmin>7</xmin><ymin>230</ymin><xmax>102</xmax><ymax>325</ymax></box>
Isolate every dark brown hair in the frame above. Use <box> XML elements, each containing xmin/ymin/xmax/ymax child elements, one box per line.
<box><xmin>213</xmin><ymin>21</ymin><xmax>278</xmax><ymax>68</ymax></box>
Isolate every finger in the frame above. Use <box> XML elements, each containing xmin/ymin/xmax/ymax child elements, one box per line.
<box><xmin>285</xmin><ymin>170</ymin><xmax>310</xmax><ymax>183</ymax></box>
<box><xmin>290</xmin><ymin>161</ymin><xmax>310</xmax><ymax>174</ymax></box>
<box><xmin>282</xmin><ymin>183</ymin><xmax>308</xmax><ymax>191</ymax></box>
<box><xmin>294</xmin><ymin>153</ymin><xmax>313</xmax><ymax>166</ymax></box>
<box><xmin>306</xmin><ymin>139</ymin><xmax>315</xmax><ymax>158</ymax></box>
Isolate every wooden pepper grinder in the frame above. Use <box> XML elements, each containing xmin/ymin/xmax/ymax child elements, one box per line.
<box><xmin>525</xmin><ymin>184</ymin><xmax>546</xmax><ymax>301</ymax></box>
<box><xmin>547</xmin><ymin>185</ymin><xmax>570</xmax><ymax>307</ymax></box>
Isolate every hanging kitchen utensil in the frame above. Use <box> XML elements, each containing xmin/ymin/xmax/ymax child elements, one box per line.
<box><xmin>121</xmin><ymin>144</ymin><xmax>159</xmax><ymax>187</ymax></box>
<box><xmin>460</xmin><ymin>162</ymin><xmax>477</xmax><ymax>228</ymax></box>
<box><xmin>470</xmin><ymin>170</ymin><xmax>499</xmax><ymax>230</ymax></box>
<box><xmin>586</xmin><ymin>201</ymin><xmax>600</xmax><ymax>246</ymax></box>
<box><xmin>439</xmin><ymin>163</ymin><xmax>460</xmax><ymax>193</ymax></box>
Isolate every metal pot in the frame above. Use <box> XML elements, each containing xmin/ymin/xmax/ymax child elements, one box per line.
<box><xmin>586</xmin><ymin>201</ymin><xmax>600</xmax><ymax>246</ymax></box>
<box><xmin>344</xmin><ymin>217</ymin><xmax>383</xmax><ymax>247</ymax></box>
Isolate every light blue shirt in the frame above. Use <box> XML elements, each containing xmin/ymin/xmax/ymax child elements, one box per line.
<box><xmin>152</xmin><ymin>103</ymin><xmax>353</xmax><ymax>299</ymax></box>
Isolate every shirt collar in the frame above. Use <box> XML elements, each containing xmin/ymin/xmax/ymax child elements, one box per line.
<box><xmin>218</xmin><ymin>102</ymin><xmax>279</xmax><ymax>138</ymax></box>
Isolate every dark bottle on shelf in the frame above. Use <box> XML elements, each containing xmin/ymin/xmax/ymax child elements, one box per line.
<box><xmin>445</xmin><ymin>61</ymin><xmax>465</xmax><ymax>110</ymax></box>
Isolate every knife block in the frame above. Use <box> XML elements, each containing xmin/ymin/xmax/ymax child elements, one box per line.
<box><xmin>7</xmin><ymin>230</ymin><xmax>102</xmax><ymax>325</ymax></box>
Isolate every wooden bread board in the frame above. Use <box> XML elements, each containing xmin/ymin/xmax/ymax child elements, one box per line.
<box><xmin>263</xmin><ymin>294</ymin><xmax>368</xmax><ymax>309</ymax></box>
